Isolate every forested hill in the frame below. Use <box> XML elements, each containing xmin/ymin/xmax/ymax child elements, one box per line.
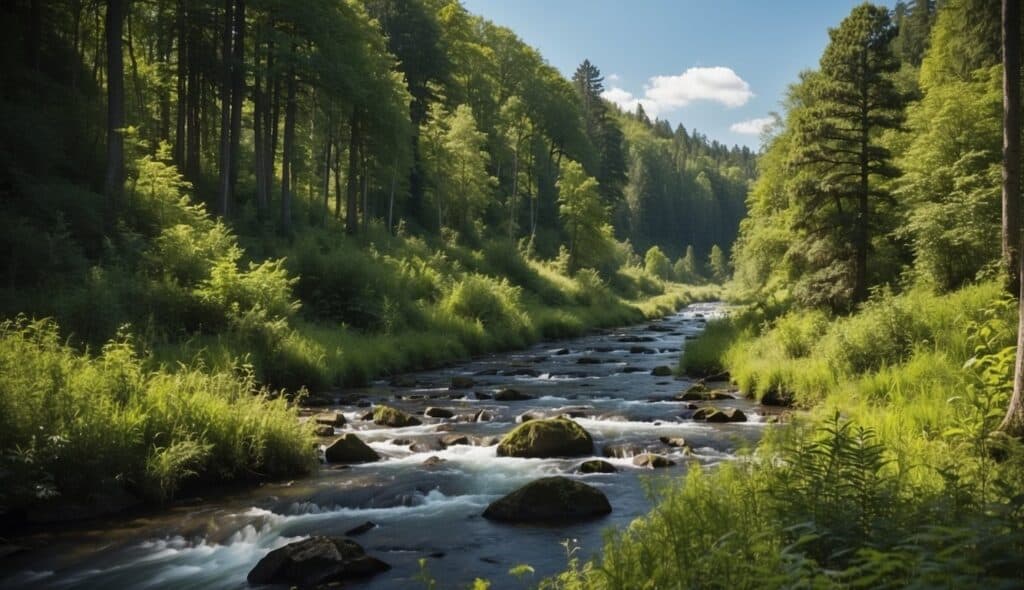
<box><xmin>1</xmin><ymin>0</ymin><xmax>750</xmax><ymax>280</ymax></box>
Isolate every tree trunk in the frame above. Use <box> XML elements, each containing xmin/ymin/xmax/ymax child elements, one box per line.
<box><xmin>334</xmin><ymin>134</ymin><xmax>343</xmax><ymax>219</ymax></box>
<box><xmin>104</xmin><ymin>0</ymin><xmax>126</xmax><ymax>204</ymax></box>
<box><xmin>217</xmin><ymin>0</ymin><xmax>232</xmax><ymax>216</ymax></box>
<box><xmin>174</xmin><ymin>0</ymin><xmax>186</xmax><ymax>169</ymax></box>
<box><xmin>228</xmin><ymin>0</ymin><xmax>245</xmax><ymax>204</ymax></box>
<box><xmin>1003</xmin><ymin>0</ymin><xmax>1022</xmax><ymax>298</ymax></box>
<box><xmin>321</xmin><ymin>134</ymin><xmax>332</xmax><ymax>224</ymax></box>
<box><xmin>280</xmin><ymin>61</ymin><xmax>297</xmax><ymax>235</ymax></box>
<box><xmin>345</xmin><ymin>109</ymin><xmax>361</xmax><ymax>235</ymax></box>
<box><xmin>387</xmin><ymin>165</ymin><xmax>397</xmax><ymax>234</ymax></box>
<box><xmin>999</xmin><ymin>0</ymin><xmax>1024</xmax><ymax>436</ymax></box>
<box><xmin>253</xmin><ymin>35</ymin><xmax>267</xmax><ymax>220</ymax></box>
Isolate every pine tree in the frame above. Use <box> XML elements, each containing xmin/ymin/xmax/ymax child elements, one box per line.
<box><xmin>793</xmin><ymin>3</ymin><xmax>904</xmax><ymax>305</ymax></box>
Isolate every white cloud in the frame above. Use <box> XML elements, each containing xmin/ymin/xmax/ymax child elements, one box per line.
<box><xmin>606</xmin><ymin>73</ymin><xmax>621</xmax><ymax>83</ymax></box>
<box><xmin>601</xmin><ymin>66</ymin><xmax>753</xmax><ymax>117</ymax></box>
<box><xmin>730</xmin><ymin>116</ymin><xmax>774</xmax><ymax>135</ymax></box>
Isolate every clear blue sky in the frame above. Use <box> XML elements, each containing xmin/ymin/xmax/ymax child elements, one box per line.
<box><xmin>461</xmin><ymin>0</ymin><xmax>896</xmax><ymax>149</ymax></box>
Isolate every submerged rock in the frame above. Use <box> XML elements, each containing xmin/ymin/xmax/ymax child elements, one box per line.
<box><xmin>440</xmin><ymin>434</ymin><xmax>470</xmax><ymax>447</ymax></box>
<box><xmin>247</xmin><ymin>537</ymin><xmax>389</xmax><ymax>586</ymax></box>
<box><xmin>602</xmin><ymin>443</ymin><xmax>647</xmax><ymax>459</ymax></box>
<box><xmin>421</xmin><ymin>456</ymin><xmax>447</xmax><ymax>468</ymax></box>
<box><xmin>659</xmin><ymin>436</ymin><xmax>691</xmax><ymax>450</ymax></box>
<box><xmin>373</xmin><ymin>405</ymin><xmax>422</xmax><ymax>427</ymax></box>
<box><xmin>651</xmin><ymin>366</ymin><xmax>673</xmax><ymax>377</ymax></box>
<box><xmin>325</xmin><ymin>434</ymin><xmax>380</xmax><ymax>464</ymax></box>
<box><xmin>424</xmin><ymin>407</ymin><xmax>454</xmax><ymax>419</ymax></box>
<box><xmin>450</xmin><ymin>376</ymin><xmax>476</xmax><ymax>390</ymax></box>
<box><xmin>629</xmin><ymin>346</ymin><xmax>656</xmax><ymax>354</ymax></box>
<box><xmin>314</xmin><ymin>425</ymin><xmax>335</xmax><ymax>437</ymax></box>
<box><xmin>577</xmin><ymin>459</ymin><xmax>617</xmax><ymax>474</ymax></box>
<box><xmin>482</xmin><ymin>476</ymin><xmax>611</xmax><ymax>523</ymax></box>
<box><xmin>409</xmin><ymin>439</ymin><xmax>444</xmax><ymax>453</ymax></box>
<box><xmin>345</xmin><ymin>521</ymin><xmax>377</xmax><ymax>536</ymax></box>
<box><xmin>473</xmin><ymin>409</ymin><xmax>494</xmax><ymax>422</ymax></box>
<box><xmin>496</xmin><ymin>418</ymin><xmax>593</xmax><ymax>458</ymax></box>
<box><xmin>693</xmin><ymin>407</ymin><xmax>747</xmax><ymax>423</ymax></box>
<box><xmin>516</xmin><ymin>410</ymin><xmax>546</xmax><ymax>423</ymax></box>
<box><xmin>494</xmin><ymin>388</ymin><xmax>534</xmax><ymax>401</ymax></box>
<box><xmin>633</xmin><ymin>453</ymin><xmax>675</xmax><ymax>468</ymax></box>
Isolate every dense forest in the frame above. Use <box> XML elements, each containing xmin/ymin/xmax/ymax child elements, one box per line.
<box><xmin>0</xmin><ymin>0</ymin><xmax>747</xmax><ymax>521</ymax></box>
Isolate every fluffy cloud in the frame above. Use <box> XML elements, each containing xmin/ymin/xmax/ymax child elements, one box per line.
<box><xmin>601</xmin><ymin>66</ymin><xmax>753</xmax><ymax>117</ymax></box>
<box><xmin>606</xmin><ymin>73</ymin><xmax>621</xmax><ymax>83</ymax></box>
<box><xmin>729</xmin><ymin>116</ymin><xmax>774</xmax><ymax>135</ymax></box>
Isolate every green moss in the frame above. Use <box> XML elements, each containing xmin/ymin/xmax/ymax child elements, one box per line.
<box><xmin>496</xmin><ymin>418</ymin><xmax>593</xmax><ymax>458</ymax></box>
<box><xmin>372</xmin><ymin>405</ymin><xmax>421</xmax><ymax>427</ymax></box>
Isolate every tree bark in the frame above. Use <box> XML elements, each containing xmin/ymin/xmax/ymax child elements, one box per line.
<box><xmin>104</xmin><ymin>0</ymin><xmax>126</xmax><ymax>204</ymax></box>
<box><xmin>228</xmin><ymin>0</ymin><xmax>244</xmax><ymax>201</ymax></box>
<box><xmin>174</xmin><ymin>0</ymin><xmax>186</xmax><ymax>169</ymax></box>
<box><xmin>1003</xmin><ymin>0</ymin><xmax>1022</xmax><ymax>298</ymax></box>
<box><xmin>217</xmin><ymin>0</ymin><xmax>232</xmax><ymax>216</ymax></box>
<box><xmin>999</xmin><ymin>0</ymin><xmax>1024</xmax><ymax>436</ymax></box>
<box><xmin>280</xmin><ymin>60</ymin><xmax>297</xmax><ymax>235</ymax></box>
<box><xmin>345</xmin><ymin>109</ymin><xmax>361</xmax><ymax>235</ymax></box>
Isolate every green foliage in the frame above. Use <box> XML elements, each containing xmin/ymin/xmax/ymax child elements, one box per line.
<box><xmin>557</xmin><ymin>160</ymin><xmax>614</xmax><ymax>274</ymax></box>
<box><xmin>0</xmin><ymin>318</ymin><xmax>314</xmax><ymax>513</ymax></box>
<box><xmin>707</xmin><ymin>244</ymin><xmax>728</xmax><ymax>283</ymax></box>
<box><xmin>642</xmin><ymin>246</ymin><xmax>672</xmax><ymax>280</ymax></box>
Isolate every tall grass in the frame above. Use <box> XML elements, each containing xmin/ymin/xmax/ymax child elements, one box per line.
<box><xmin>548</xmin><ymin>281</ymin><xmax>1024</xmax><ymax>588</ymax></box>
<box><xmin>0</xmin><ymin>317</ymin><xmax>314</xmax><ymax>514</ymax></box>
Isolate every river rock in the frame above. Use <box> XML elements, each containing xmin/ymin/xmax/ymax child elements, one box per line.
<box><xmin>314</xmin><ymin>425</ymin><xmax>335</xmax><ymax>437</ymax></box>
<box><xmin>359</xmin><ymin>411</ymin><xmax>375</xmax><ymax>421</ymax></box>
<box><xmin>602</xmin><ymin>443</ymin><xmax>646</xmax><ymax>458</ymax></box>
<box><xmin>474</xmin><ymin>435</ymin><xmax>501</xmax><ymax>446</ymax></box>
<box><xmin>315</xmin><ymin>412</ymin><xmax>347</xmax><ymax>427</ymax></box>
<box><xmin>554</xmin><ymin>348</ymin><xmax>570</xmax><ymax>355</ymax></box>
<box><xmin>651</xmin><ymin>366</ymin><xmax>673</xmax><ymax>377</ymax></box>
<box><xmin>247</xmin><ymin>537</ymin><xmax>389</xmax><ymax>586</ymax></box>
<box><xmin>424</xmin><ymin>407</ymin><xmax>454</xmax><ymax>419</ymax></box>
<box><xmin>577</xmin><ymin>459</ymin><xmax>617</xmax><ymax>474</ymax></box>
<box><xmin>450</xmin><ymin>376</ymin><xmax>476</xmax><ymax>390</ymax></box>
<box><xmin>391</xmin><ymin>438</ymin><xmax>413</xmax><ymax>446</ymax></box>
<box><xmin>622</xmin><ymin>366</ymin><xmax>646</xmax><ymax>373</ymax></box>
<box><xmin>577</xmin><ymin>357</ymin><xmax>603</xmax><ymax>364</ymax></box>
<box><xmin>373</xmin><ymin>405</ymin><xmax>422</xmax><ymax>427</ymax></box>
<box><xmin>693</xmin><ymin>407</ymin><xmax>747</xmax><ymax>423</ymax></box>
<box><xmin>440</xmin><ymin>434</ymin><xmax>470</xmax><ymax>447</ymax></box>
<box><xmin>516</xmin><ymin>410</ymin><xmax>547</xmax><ymax>423</ymax></box>
<box><xmin>494</xmin><ymin>388</ymin><xmax>534</xmax><ymax>401</ymax></box>
<box><xmin>502</xmin><ymin>367</ymin><xmax>540</xmax><ymax>377</ymax></box>
<box><xmin>325</xmin><ymin>434</ymin><xmax>380</xmax><ymax>464</ymax></box>
<box><xmin>629</xmin><ymin>346</ymin><xmax>656</xmax><ymax>354</ymax></box>
<box><xmin>473</xmin><ymin>409</ymin><xmax>494</xmax><ymax>422</ymax></box>
<box><xmin>633</xmin><ymin>453</ymin><xmax>675</xmax><ymax>468</ymax></box>
<box><xmin>422</xmin><ymin>456</ymin><xmax>447</xmax><ymax>467</ymax></box>
<box><xmin>482</xmin><ymin>477</ymin><xmax>612</xmax><ymax>523</ymax></box>
<box><xmin>410</xmin><ymin>439</ymin><xmax>444</xmax><ymax>453</ymax></box>
<box><xmin>475</xmin><ymin>391</ymin><xmax>493</xmax><ymax>400</ymax></box>
<box><xmin>496</xmin><ymin>418</ymin><xmax>594</xmax><ymax>458</ymax></box>
<box><xmin>659</xmin><ymin>436</ymin><xmax>691</xmax><ymax>450</ymax></box>
<box><xmin>761</xmin><ymin>388</ymin><xmax>793</xmax><ymax>406</ymax></box>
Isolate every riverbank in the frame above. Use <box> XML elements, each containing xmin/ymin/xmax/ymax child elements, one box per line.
<box><xmin>545</xmin><ymin>281</ymin><xmax>1024</xmax><ymax>589</ymax></box>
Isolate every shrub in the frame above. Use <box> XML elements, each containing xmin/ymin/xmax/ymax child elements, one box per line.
<box><xmin>643</xmin><ymin>246</ymin><xmax>672</xmax><ymax>280</ymax></box>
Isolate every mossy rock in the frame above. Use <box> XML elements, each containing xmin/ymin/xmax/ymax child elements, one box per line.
<box><xmin>315</xmin><ymin>411</ymin><xmax>347</xmax><ymax>427</ymax></box>
<box><xmin>324</xmin><ymin>434</ymin><xmax>380</xmax><ymax>464</ymax></box>
<box><xmin>373</xmin><ymin>405</ymin><xmax>422</xmax><ymax>427</ymax></box>
<box><xmin>482</xmin><ymin>476</ymin><xmax>611</xmax><ymax>523</ymax></box>
<box><xmin>651</xmin><ymin>366</ymin><xmax>673</xmax><ymax>377</ymax></box>
<box><xmin>496</xmin><ymin>418</ymin><xmax>593</xmax><ymax>458</ymax></box>
<box><xmin>577</xmin><ymin>459</ymin><xmax>617</xmax><ymax>474</ymax></box>
<box><xmin>494</xmin><ymin>388</ymin><xmax>534</xmax><ymax>401</ymax></box>
<box><xmin>247</xmin><ymin>537</ymin><xmax>389</xmax><ymax>586</ymax></box>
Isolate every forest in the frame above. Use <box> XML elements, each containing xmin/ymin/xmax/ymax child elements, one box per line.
<box><xmin>1</xmin><ymin>0</ymin><xmax>1023</xmax><ymax>588</ymax></box>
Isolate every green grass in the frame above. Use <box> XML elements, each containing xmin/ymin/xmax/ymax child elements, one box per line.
<box><xmin>548</xmin><ymin>281</ymin><xmax>1024</xmax><ymax>589</ymax></box>
<box><xmin>0</xmin><ymin>317</ymin><xmax>315</xmax><ymax>515</ymax></box>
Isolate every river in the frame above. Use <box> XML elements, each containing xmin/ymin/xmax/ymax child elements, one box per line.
<box><xmin>1</xmin><ymin>302</ymin><xmax>769</xmax><ymax>590</ymax></box>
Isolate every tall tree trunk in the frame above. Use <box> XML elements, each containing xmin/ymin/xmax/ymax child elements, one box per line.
<box><xmin>345</xmin><ymin>109</ymin><xmax>361</xmax><ymax>235</ymax></box>
<box><xmin>280</xmin><ymin>61</ymin><xmax>297</xmax><ymax>235</ymax></box>
<box><xmin>999</xmin><ymin>0</ymin><xmax>1024</xmax><ymax>436</ymax></box>
<box><xmin>104</xmin><ymin>0</ymin><xmax>126</xmax><ymax>204</ymax></box>
<box><xmin>217</xmin><ymin>0</ymin><xmax>232</xmax><ymax>216</ymax></box>
<box><xmin>185</xmin><ymin>12</ymin><xmax>201</xmax><ymax>183</ymax></box>
<box><xmin>1003</xmin><ymin>0</ymin><xmax>1022</xmax><ymax>298</ymax></box>
<box><xmin>321</xmin><ymin>133</ymin><xmax>332</xmax><ymax>224</ymax></box>
<box><xmin>253</xmin><ymin>36</ymin><xmax>267</xmax><ymax>220</ymax></box>
<box><xmin>387</xmin><ymin>165</ymin><xmax>396</xmax><ymax>234</ymax></box>
<box><xmin>228</xmin><ymin>0</ymin><xmax>244</xmax><ymax>200</ymax></box>
<box><xmin>174</xmin><ymin>0</ymin><xmax>186</xmax><ymax>168</ymax></box>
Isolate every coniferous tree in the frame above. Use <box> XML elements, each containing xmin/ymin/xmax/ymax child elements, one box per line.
<box><xmin>792</xmin><ymin>3</ymin><xmax>903</xmax><ymax>306</ymax></box>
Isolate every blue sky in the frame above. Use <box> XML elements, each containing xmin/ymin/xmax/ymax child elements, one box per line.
<box><xmin>461</xmin><ymin>0</ymin><xmax>896</xmax><ymax>149</ymax></box>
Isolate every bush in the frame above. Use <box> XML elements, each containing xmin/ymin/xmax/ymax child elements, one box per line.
<box><xmin>643</xmin><ymin>246</ymin><xmax>672</xmax><ymax>280</ymax></box>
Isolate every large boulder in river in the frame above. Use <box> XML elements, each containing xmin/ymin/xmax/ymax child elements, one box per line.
<box><xmin>496</xmin><ymin>418</ymin><xmax>593</xmax><ymax>458</ymax></box>
<box><xmin>314</xmin><ymin>412</ymin><xmax>347</xmax><ymax>427</ymax></box>
<box><xmin>373</xmin><ymin>405</ymin><xmax>422</xmax><ymax>427</ymax></box>
<box><xmin>324</xmin><ymin>434</ymin><xmax>380</xmax><ymax>464</ymax></box>
<box><xmin>633</xmin><ymin>453</ymin><xmax>675</xmax><ymax>468</ymax></box>
<box><xmin>651</xmin><ymin>366</ymin><xmax>673</xmax><ymax>377</ymax></box>
<box><xmin>482</xmin><ymin>476</ymin><xmax>611</xmax><ymax>523</ymax></box>
<box><xmin>450</xmin><ymin>376</ymin><xmax>475</xmax><ymax>390</ymax></box>
<box><xmin>424</xmin><ymin>407</ymin><xmax>454</xmax><ymax>419</ymax></box>
<box><xmin>247</xmin><ymin>536</ymin><xmax>389</xmax><ymax>586</ymax></box>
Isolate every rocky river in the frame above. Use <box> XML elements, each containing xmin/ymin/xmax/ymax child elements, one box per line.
<box><xmin>1</xmin><ymin>302</ymin><xmax>771</xmax><ymax>590</ymax></box>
